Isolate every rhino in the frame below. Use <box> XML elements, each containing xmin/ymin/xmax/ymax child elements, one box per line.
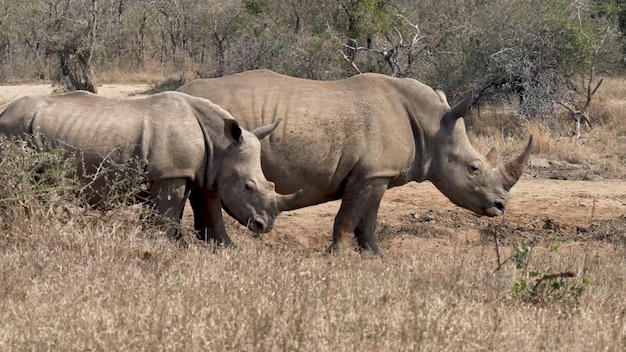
<box><xmin>177</xmin><ymin>69</ymin><xmax>533</xmax><ymax>255</ymax></box>
<box><xmin>0</xmin><ymin>90</ymin><xmax>301</xmax><ymax>239</ymax></box>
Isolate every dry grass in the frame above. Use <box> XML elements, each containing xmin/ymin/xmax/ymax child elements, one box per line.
<box><xmin>1</xmin><ymin>216</ymin><xmax>625</xmax><ymax>351</ymax></box>
<box><xmin>96</xmin><ymin>60</ymin><xmax>202</xmax><ymax>86</ymax></box>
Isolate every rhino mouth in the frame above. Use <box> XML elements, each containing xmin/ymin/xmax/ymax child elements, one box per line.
<box><xmin>484</xmin><ymin>202</ymin><xmax>505</xmax><ymax>217</ymax></box>
<box><xmin>247</xmin><ymin>216</ymin><xmax>273</xmax><ymax>233</ymax></box>
<box><xmin>222</xmin><ymin>202</ymin><xmax>274</xmax><ymax>233</ymax></box>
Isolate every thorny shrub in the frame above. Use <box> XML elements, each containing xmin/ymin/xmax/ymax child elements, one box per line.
<box><xmin>0</xmin><ymin>135</ymin><xmax>150</xmax><ymax>236</ymax></box>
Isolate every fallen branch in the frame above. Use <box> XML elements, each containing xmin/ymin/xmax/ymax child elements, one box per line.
<box><xmin>531</xmin><ymin>272</ymin><xmax>576</xmax><ymax>293</ymax></box>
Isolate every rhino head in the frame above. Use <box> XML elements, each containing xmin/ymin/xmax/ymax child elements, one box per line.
<box><xmin>217</xmin><ymin>118</ymin><xmax>302</xmax><ymax>232</ymax></box>
<box><xmin>427</xmin><ymin>95</ymin><xmax>533</xmax><ymax>217</ymax></box>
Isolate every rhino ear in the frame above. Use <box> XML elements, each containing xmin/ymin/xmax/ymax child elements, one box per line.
<box><xmin>442</xmin><ymin>94</ymin><xmax>472</xmax><ymax>128</ymax></box>
<box><xmin>435</xmin><ymin>89</ymin><xmax>449</xmax><ymax>105</ymax></box>
<box><xmin>224</xmin><ymin>119</ymin><xmax>243</xmax><ymax>144</ymax></box>
<box><xmin>252</xmin><ymin>118</ymin><xmax>282</xmax><ymax>140</ymax></box>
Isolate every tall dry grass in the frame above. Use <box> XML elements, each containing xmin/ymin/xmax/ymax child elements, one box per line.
<box><xmin>1</xmin><ymin>217</ymin><xmax>625</xmax><ymax>351</ymax></box>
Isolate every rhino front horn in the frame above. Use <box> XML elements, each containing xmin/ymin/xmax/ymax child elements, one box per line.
<box><xmin>276</xmin><ymin>189</ymin><xmax>303</xmax><ymax>211</ymax></box>
<box><xmin>502</xmin><ymin>136</ymin><xmax>534</xmax><ymax>190</ymax></box>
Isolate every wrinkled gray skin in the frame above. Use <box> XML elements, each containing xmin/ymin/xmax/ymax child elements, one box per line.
<box><xmin>178</xmin><ymin>70</ymin><xmax>533</xmax><ymax>254</ymax></box>
<box><xmin>0</xmin><ymin>90</ymin><xmax>301</xmax><ymax>240</ymax></box>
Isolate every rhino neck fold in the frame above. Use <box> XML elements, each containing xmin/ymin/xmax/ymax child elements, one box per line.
<box><xmin>193</xmin><ymin>115</ymin><xmax>218</xmax><ymax>189</ymax></box>
<box><xmin>406</xmin><ymin>108</ymin><xmax>429</xmax><ymax>183</ymax></box>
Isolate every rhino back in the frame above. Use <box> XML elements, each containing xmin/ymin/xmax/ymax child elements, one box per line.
<box><xmin>178</xmin><ymin>70</ymin><xmax>444</xmax><ymax>206</ymax></box>
<box><xmin>0</xmin><ymin>91</ymin><xmax>207</xmax><ymax>182</ymax></box>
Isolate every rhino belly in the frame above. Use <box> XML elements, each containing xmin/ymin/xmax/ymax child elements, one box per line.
<box><xmin>259</xmin><ymin>143</ymin><xmax>355</xmax><ymax>210</ymax></box>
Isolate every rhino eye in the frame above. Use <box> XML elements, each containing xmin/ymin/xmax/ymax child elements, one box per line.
<box><xmin>244</xmin><ymin>181</ymin><xmax>255</xmax><ymax>191</ymax></box>
<box><xmin>467</xmin><ymin>162</ymin><xmax>481</xmax><ymax>176</ymax></box>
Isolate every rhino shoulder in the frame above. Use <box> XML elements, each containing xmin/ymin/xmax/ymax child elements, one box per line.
<box><xmin>139</xmin><ymin>91</ymin><xmax>215</xmax><ymax>118</ymax></box>
<box><xmin>178</xmin><ymin>93</ymin><xmax>234</xmax><ymax>122</ymax></box>
<box><xmin>239</xmin><ymin>69</ymin><xmax>284</xmax><ymax>79</ymax></box>
<box><xmin>146</xmin><ymin>90</ymin><xmax>195</xmax><ymax>105</ymax></box>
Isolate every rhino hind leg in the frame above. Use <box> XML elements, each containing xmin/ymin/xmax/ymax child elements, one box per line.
<box><xmin>148</xmin><ymin>178</ymin><xmax>189</xmax><ymax>239</ymax></box>
<box><xmin>354</xmin><ymin>208</ymin><xmax>381</xmax><ymax>256</ymax></box>
<box><xmin>188</xmin><ymin>189</ymin><xmax>234</xmax><ymax>247</ymax></box>
<box><xmin>326</xmin><ymin>178</ymin><xmax>387</xmax><ymax>255</ymax></box>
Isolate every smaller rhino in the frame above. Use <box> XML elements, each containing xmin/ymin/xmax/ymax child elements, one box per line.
<box><xmin>0</xmin><ymin>91</ymin><xmax>301</xmax><ymax>239</ymax></box>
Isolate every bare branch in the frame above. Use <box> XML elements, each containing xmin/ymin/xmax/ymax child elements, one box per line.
<box><xmin>582</xmin><ymin>78</ymin><xmax>603</xmax><ymax>112</ymax></box>
<box><xmin>558</xmin><ymin>101</ymin><xmax>576</xmax><ymax>114</ymax></box>
<box><xmin>531</xmin><ymin>272</ymin><xmax>576</xmax><ymax>294</ymax></box>
<box><xmin>340</xmin><ymin>51</ymin><xmax>362</xmax><ymax>74</ymax></box>
<box><xmin>328</xmin><ymin>14</ymin><xmax>426</xmax><ymax>77</ymax></box>
<box><xmin>590</xmin><ymin>78</ymin><xmax>603</xmax><ymax>97</ymax></box>
<box><xmin>396</xmin><ymin>14</ymin><xmax>423</xmax><ymax>47</ymax></box>
<box><xmin>393</xmin><ymin>27</ymin><xmax>403</xmax><ymax>47</ymax></box>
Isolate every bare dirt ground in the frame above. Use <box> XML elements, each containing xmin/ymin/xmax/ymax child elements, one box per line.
<box><xmin>263</xmin><ymin>178</ymin><xmax>626</xmax><ymax>255</ymax></box>
<box><xmin>0</xmin><ymin>83</ymin><xmax>151</xmax><ymax>102</ymax></box>
<box><xmin>2</xmin><ymin>84</ymin><xmax>624</xmax><ymax>256</ymax></box>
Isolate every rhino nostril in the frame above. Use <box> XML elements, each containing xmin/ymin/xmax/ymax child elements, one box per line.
<box><xmin>254</xmin><ymin>219</ymin><xmax>265</xmax><ymax>231</ymax></box>
<box><xmin>495</xmin><ymin>201</ymin><xmax>505</xmax><ymax>212</ymax></box>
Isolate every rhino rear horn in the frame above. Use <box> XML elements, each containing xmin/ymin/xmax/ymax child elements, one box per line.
<box><xmin>501</xmin><ymin>136</ymin><xmax>534</xmax><ymax>190</ymax></box>
<box><xmin>276</xmin><ymin>188</ymin><xmax>303</xmax><ymax>211</ymax></box>
<box><xmin>252</xmin><ymin>118</ymin><xmax>282</xmax><ymax>140</ymax></box>
<box><xmin>486</xmin><ymin>146</ymin><xmax>499</xmax><ymax>164</ymax></box>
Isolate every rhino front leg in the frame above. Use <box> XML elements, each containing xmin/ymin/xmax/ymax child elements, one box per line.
<box><xmin>326</xmin><ymin>178</ymin><xmax>388</xmax><ymax>255</ymax></box>
<box><xmin>149</xmin><ymin>178</ymin><xmax>189</xmax><ymax>239</ymax></box>
<box><xmin>188</xmin><ymin>189</ymin><xmax>234</xmax><ymax>247</ymax></box>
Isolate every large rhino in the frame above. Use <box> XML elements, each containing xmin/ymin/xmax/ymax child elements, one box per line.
<box><xmin>178</xmin><ymin>70</ymin><xmax>533</xmax><ymax>254</ymax></box>
<box><xmin>0</xmin><ymin>90</ymin><xmax>301</xmax><ymax>238</ymax></box>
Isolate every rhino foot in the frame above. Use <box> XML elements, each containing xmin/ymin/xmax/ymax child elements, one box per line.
<box><xmin>324</xmin><ymin>240</ymin><xmax>352</xmax><ymax>255</ymax></box>
<box><xmin>359</xmin><ymin>249</ymin><xmax>381</xmax><ymax>260</ymax></box>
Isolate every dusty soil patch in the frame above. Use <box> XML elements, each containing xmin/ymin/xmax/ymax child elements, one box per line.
<box><xmin>0</xmin><ymin>83</ymin><xmax>150</xmax><ymax>108</ymax></box>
